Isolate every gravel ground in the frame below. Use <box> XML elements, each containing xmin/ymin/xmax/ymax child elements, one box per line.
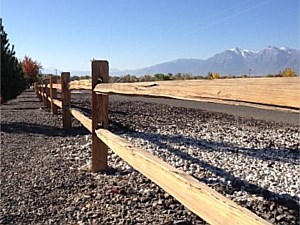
<box><xmin>72</xmin><ymin>92</ymin><xmax>300</xmax><ymax>225</ymax></box>
<box><xmin>1</xmin><ymin>89</ymin><xmax>299</xmax><ymax>225</ymax></box>
<box><xmin>1</xmin><ymin>89</ymin><xmax>205</xmax><ymax>225</ymax></box>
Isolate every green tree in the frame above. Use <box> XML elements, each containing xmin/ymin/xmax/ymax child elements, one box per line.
<box><xmin>71</xmin><ymin>75</ymin><xmax>80</xmax><ymax>81</ymax></box>
<box><xmin>122</xmin><ymin>74</ymin><xmax>138</xmax><ymax>83</ymax></box>
<box><xmin>174</xmin><ymin>73</ymin><xmax>182</xmax><ymax>80</ymax></box>
<box><xmin>166</xmin><ymin>73</ymin><xmax>174</xmax><ymax>80</ymax></box>
<box><xmin>207</xmin><ymin>72</ymin><xmax>213</xmax><ymax>79</ymax></box>
<box><xmin>153</xmin><ymin>73</ymin><xmax>165</xmax><ymax>81</ymax></box>
<box><xmin>1</xmin><ymin>19</ymin><xmax>26</xmax><ymax>102</ymax></box>
<box><xmin>139</xmin><ymin>75</ymin><xmax>153</xmax><ymax>82</ymax></box>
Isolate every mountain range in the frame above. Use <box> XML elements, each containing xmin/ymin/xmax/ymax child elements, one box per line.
<box><xmin>42</xmin><ymin>46</ymin><xmax>299</xmax><ymax>76</ymax></box>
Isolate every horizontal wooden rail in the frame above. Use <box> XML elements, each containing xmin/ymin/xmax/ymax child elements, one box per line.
<box><xmin>95</xmin><ymin>128</ymin><xmax>270</xmax><ymax>225</ymax></box>
<box><xmin>37</xmin><ymin>87</ymin><xmax>90</xmax><ymax>130</ymax></box>
<box><xmin>37</xmin><ymin>79</ymin><xmax>90</xmax><ymax>90</ymax></box>
<box><xmin>94</xmin><ymin>77</ymin><xmax>300</xmax><ymax>109</ymax></box>
<box><xmin>37</xmin><ymin>91</ymin><xmax>61</xmax><ymax>108</ymax></box>
<box><xmin>52</xmin><ymin>83</ymin><xmax>62</xmax><ymax>90</ymax></box>
<box><xmin>37</xmin><ymin>83</ymin><xmax>61</xmax><ymax>90</ymax></box>
<box><xmin>69</xmin><ymin>108</ymin><xmax>92</xmax><ymax>133</ymax></box>
<box><xmin>52</xmin><ymin>99</ymin><xmax>62</xmax><ymax>108</ymax></box>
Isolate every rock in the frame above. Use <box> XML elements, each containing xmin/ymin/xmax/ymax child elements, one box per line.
<box><xmin>275</xmin><ymin>214</ymin><xmax>285</xmax><ymax>221</ymax></box>
<box><xmin>65</xmin><ymin>207</ymin><xmax>76</xmax><ymax>212</ymax></box>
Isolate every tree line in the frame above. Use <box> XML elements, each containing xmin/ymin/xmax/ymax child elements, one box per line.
<box><xmin>1</xmin><ymin>19</ymin><xmax>42</xmax><ymax>103</ymax></box>
<box><xmin>68</xmin><ymin>68</ymin><xmax>297</xmax><ymax>83</ymax></box>
<box><xmin>108</xmin><ymin>68</ymin><xmax>297</xmax><ymax>83</ymax></box>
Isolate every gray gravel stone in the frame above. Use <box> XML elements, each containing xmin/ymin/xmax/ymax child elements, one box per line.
<box><xmin>2</xmin><ymin>89</ymin><xmax>299</xmax><ymax>225</ymax></box>
<box><xmin>1</xmin><ymin>90</ymin><xmax>206</xmax><ymax>224</ymax></box>
<box><xmin>71</xmin><ymin>92</ymin><xmax>300</xmax><ymax>225</ymax></box>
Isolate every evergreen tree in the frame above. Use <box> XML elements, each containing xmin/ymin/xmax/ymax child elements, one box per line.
<box><xmin>1</xmin><ymin>19</ymin><xmax>26</xmax><ymax>102</ymax></box>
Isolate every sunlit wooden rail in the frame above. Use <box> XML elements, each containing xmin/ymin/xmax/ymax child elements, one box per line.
<box><xmin>61</xmin><ymin>77</ymin><xmax>300</xmax><ymax>109</ymax></box>
<box><xmin>33</xmin><ymin>60</ymin><xmax>290</xmax><ymax>225</ymax></box>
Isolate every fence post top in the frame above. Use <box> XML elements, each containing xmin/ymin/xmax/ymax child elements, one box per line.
<box><xmin>91</xmin><ymin>60</ymin><xmax>109</xmax><ymax>85</ymax></box>
<box><xmin>91</xmin><ymin>60</ymin><xmax>109</xmax><ymax>64</ymax></box>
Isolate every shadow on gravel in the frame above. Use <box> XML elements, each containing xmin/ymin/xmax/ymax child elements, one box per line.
<box><xmin>16</xmin><ymin>95</ymin><xmax>37</xmax><ymax>99</ymax></box>
<box><xmin>0</xmin><ymin>107</ymin><xmax>41</xmax><ymax>111</ymax></box>
<box><xmin>17</xmin><ymin>100</ymin><xmax>41</xmax><ymax>103</ymax></box>
<box><xmin>17</xmin><ymin>96</ymin><xmax>38</xmax><ymax>99</ymax></box>
<box><xmin>1</xmin><ymin>122</ymin><xmax>89</xmax><ymax>137</ymax></box>
<box><xmin>111</xmin><ymin>121</ymin><xmax>299</xmax><ymax>212</ymax></box>
<box><xmin>110</xmin><ymin>121</ymin><xmax>298</xmax><ymax>163</ymax></box>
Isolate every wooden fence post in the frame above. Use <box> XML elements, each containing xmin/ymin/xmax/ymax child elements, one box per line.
<box><xmin>39</xmin><ymin>82</ymin><xmax>42</xmax><ymax>101</ymax></box>
<box><xmin>42</xmin><ymin>79</ymin><xmax>47</xmax><ymax>106</ymax></box>
<box><xmin>61</xmin><ymin>72</ymin><xmax>71</xmax><ymax>129</ymax></box>
<box><xmin>91</xmin><ymin>60</ymin><xmax>109</xmax><ymax>172</ymax></box>
<box><xmin>45</xmin><ymin>79</ymin><xmax>51</xmax><ymax>108</ymax></box>
<box><xmin>34</xmin><ymin>82</ymin><xmax>37</xmax><ymax>95</ymax></box>
<box><xmin>37</xmin><ymin>82</ymin><xmax>40</xmax><ymax>99</ymax></box>
<box><xmin>36</xmin><ymin>82</ymin><xmax>39</xmax><ymax>97</ymax></box>
<box><xmin>41</xmin><ymin>80</ymin><xmax>44</xmax><ymax>102</ymax></box>
<box><xmin>50</xmin><ymin>76</ymin><xmax>58</xmax><ymax>114</ymax></box>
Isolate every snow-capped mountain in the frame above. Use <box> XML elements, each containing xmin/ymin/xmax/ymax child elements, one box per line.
<box><xmin>111</xmin><ymin>46</ymin><xmax>299</xmax><ymax>76</ymax></box>
<box><xmin>245</xmin><ymin>46</ymin><xmax>299</xmax><ymax>75</ymax></box>
<box><xmin>42</xmin><ymin>46</ymin><xmax>299</xmax><ymax>76</ymax></box>
<box><xmin>228</xmin><ymin>47</ymin><xmax>258</xmax><ymax>58</ymax></box>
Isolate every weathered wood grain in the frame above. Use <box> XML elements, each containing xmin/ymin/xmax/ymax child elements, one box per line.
<box><xmin>52</xmin><ymin>99</ymin><xmax>62</xmax><ymax>108</ymax></box>
<box><xmin>94</xmin><ymin>77</ymin><xmax>299</xmax><ymax>109</ymax></box>
<box><xmin>69</xmin><ymin>108</ymin><xmax>92</xmax><ymax>133</ymax></box>
<box><xmin>61</xmin><ymin>72</ymin><xmax>71</xmax><ymax>129</ymax></box>
<box><xmin>91</xmin><ymin>60</ymin><xmax>109</xmax><ymax>172</ymax></box>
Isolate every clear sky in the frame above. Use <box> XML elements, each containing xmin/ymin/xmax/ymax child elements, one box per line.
<box><xmin>1</xmin><ymin>0</ymin><xmax>299</xmax><ymax>72</ymax></box>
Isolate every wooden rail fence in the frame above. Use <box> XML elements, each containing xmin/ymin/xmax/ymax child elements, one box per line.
<box><xmin>33</xmin><ymin>60</ymin><xmax>300</xmax><ymax>225</ymax></box>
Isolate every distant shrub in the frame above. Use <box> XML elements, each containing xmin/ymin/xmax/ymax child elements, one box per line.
<box><xmin>212</xmin><ymin>72</ymin><xmax>219</xmax><ymax>79</ymax></box>
<box><xmin>283</xmin><ymin>68</ymin><xmax>297</xmax><ymax>77</ymax></box>
<box><xmin>154</xmin><ymin>73</ymin><xmax>165</xmax><ymax>81</ymax></box>
<box><xmin>207</xmin><ymin>72</ymin><xmax>219</xmax><ymax>79</ymax></box>
<box><xmin>275</xmin><ymin>74</ymin><xmax>283</xmax><ymax>77</ymax></box>
<box><xmin>266</xmin><ymin>74</ymin><xmax>274</xmax><ymax>77</ymax></box>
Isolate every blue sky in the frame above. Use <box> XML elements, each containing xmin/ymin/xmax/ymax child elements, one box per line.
<box><xmin>1</xmin><ymin>0</ymin><xmax>299</xmax><ymax>72</ymax></box>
